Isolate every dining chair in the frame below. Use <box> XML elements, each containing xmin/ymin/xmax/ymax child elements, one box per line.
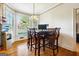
<box><xmin>28</xmin><ymin>28</ymin><xmax>49</xmax><ymax>56</ymax></box>
<box><xmin>47</xmin><ymin>28</ymin><xmax>60</xmax><ymax>56</ymax></box>
<box><xmin>27</xmin><ymin>28</ymin><xmax>38</xmax><ymax>55</ymax></box>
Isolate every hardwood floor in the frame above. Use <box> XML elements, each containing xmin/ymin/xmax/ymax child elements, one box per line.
<box><xmin>76</xmin><ymin>43</ymin><xmax>79</xmax><ymax>56</ymax></box>
<box><xmin>0</xmin><ymin>40</ymin><xmax>77</xmax><ymax>56</ymax></box>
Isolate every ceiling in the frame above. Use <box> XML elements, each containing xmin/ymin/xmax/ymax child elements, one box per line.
<box><xmin>6</xmin><ymin>3</ymin><xmax>59</xmax><ymax>15</ymax></box>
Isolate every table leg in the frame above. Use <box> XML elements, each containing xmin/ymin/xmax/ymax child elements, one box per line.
<box><xmin>38</xmin><ymin>38</ymin><xmax>40</xmax><ymax>56</ymax></box>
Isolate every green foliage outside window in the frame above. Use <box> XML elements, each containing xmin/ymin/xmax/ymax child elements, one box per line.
<box><xmin>18</xmin><ymin>15</ymin><xmax>29</xmax><ymax>30</ymax></box>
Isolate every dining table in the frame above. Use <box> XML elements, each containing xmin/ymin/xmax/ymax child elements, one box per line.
<box><xmin>28</xmin><ymin>27</ymin><xmax>60</xmax><ymax>56</ymax></box>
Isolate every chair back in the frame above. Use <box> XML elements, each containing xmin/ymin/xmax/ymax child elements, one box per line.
<box><xmin>47</xmin><ymin>28</ymin><xmax>60</xmax><ymax>40</ymax></box>
<box><xmin>55</xmin><ymin>28</ymin><xmax>60</xmax><ymax>40</ymax></box>
<box><xmin>28</xmin><ymin>28</ymin><xmax>36</xmax><ymax>38</ymax></box>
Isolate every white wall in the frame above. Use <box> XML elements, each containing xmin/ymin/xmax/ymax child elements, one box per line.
<box><xmin>39</xmin><ymin>3</ymin><xmax>79</xmax><ymax>51</ymax></box>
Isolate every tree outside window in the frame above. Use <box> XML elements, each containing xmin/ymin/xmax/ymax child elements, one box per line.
<box><xmin>18</xmin><ymin>15</ymin><xmax>29</xmax><ymax>30</ymax></box>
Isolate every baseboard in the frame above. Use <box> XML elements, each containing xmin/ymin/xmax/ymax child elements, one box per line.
<box><xmin>58</xmin><ymin>46</ymin><xmax>77</xmax><ymax>56</ymax></box>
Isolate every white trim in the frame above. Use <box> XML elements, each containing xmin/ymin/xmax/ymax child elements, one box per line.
<box><xmin>40</xmin><ymin>3</ymin><xmax>63</xmax><ymax>15</ymax></box>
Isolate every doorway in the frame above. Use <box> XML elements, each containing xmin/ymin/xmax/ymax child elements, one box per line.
<box><xmin>75</xmin><ymin>8</ymin><xmax>79</xmax><ymax>55</ymax></box>
<box><xmin>76</xmin><ymin>8</ymin><xmax>79</xmax><ymax>43</ymax></box>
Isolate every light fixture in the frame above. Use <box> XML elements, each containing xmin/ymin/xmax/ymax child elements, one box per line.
<box><xmin>31</xmin><ymin>3</ymin><xmax>38</xmax><ymax>20</ymax></box>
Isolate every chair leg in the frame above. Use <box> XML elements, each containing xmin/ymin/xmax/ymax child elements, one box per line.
<box><xmin>48</xmin><ymin>41</ymin><xmax>50</xmax><ymax>48</ymax></box>
<box><xmin>43</xmin><ymin>39</ymin><xmax>45</xmax><ymax>51</ymax></box>
<box><xmin>28</xmin><ymin>38</ymin><xmax>31</xmax><ymax>49</ymax></box>
<box><xmin>35</xmin><ymin>46</ymin><xmax>37</xmax><ymax>56</ymax></box>
<box><xmin>28</xmin><ymin>39</ymin><xmax>29</xmax><ymax>49</ymax></box>
<box><xmin>30</xmin><ymin>38</ymin><xmax>32</xmax><ymax>51</ymax></box>
<box><xmin>52</xmin><ymin>40</ymin><xmax>56</xmax><ymax>56</ymax></box>
<box><xmin>35</xmin><ymin>38</ymin><xmax>37</xmax><ymax>56</ymax></box>
<box><xmin>53</xmin><ymin>49</ymin><xmax>55</xmax><ymax>56</ymax></box>
<box><xmin>57</xmin><ymin>39</ymin><xmax>59</xmax><ymax>53</ymax></box>
<box><xmin>52</xmin><ymin>40</ymin><xmax>59</xmax><ymax>56</ymax></box>
<box><xmin>38</xmin><ymin>38</ymin><xmax>40</xmax><ymax>56</ymax></box>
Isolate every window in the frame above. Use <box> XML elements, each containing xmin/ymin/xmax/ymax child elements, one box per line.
<box><xmin>6</xmin><ymin>9</ymin><xmax>14</xmax><ymax>32</ymax></box>
<box><xmin>4</xmin><ymin>7</ymin><xmax>14</xmax><ymax>42</ymax></box>
<box><xmin>16</xmin><ymin>13</ymin><xmax>29</xmax><ymax>39</ymax></box>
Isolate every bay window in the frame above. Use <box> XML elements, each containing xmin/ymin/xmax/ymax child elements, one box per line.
<box><xmin>4</xmin><ymin>5</ymin><xmax>39</xmax><ymax>41</ymax></box>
